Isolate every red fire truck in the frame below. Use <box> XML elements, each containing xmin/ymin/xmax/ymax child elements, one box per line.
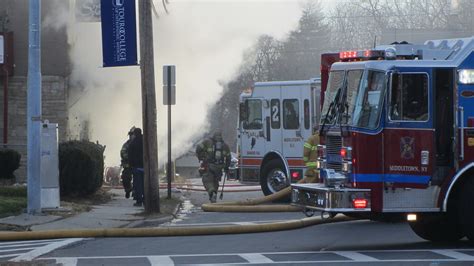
<box><xmin>292</xmin><ymin>37</ymin><xmax>474</xmax><ymax>242</ymax></box>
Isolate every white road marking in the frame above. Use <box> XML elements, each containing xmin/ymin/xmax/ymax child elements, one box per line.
<box><xmin>0</xmin><ymin>253</ymin><xmax>22</xmax><ymax>258</ymax></box>
<box><xmin>240</xmin><ymin>253</ymin><xmax>274</xmax><ymax>263</ymax></box>
<box><xmin>0</xmin><ymin>247</ymin><xmax>36</xmax><ymax>253</ymax></box>
<box><xmin>148</xmin><ymin>255</ymin><xmax>175</xmax><ymax>265</ymax></box>
<box><xmin>0</xmin><ymin>239</ymin><xmax>58</xmax><ymax>246</ymax></box>
<box><xmin>432</xmin><ymin>249</ymin><xmax>474</xmax><ymax>260</ymax></box>
<box><xmin>334</xmin><ymin>251</ymin><xmax>379</xmax><ymax>261</ymax></box>
<box><xmin>10</xmin><ymin>238</ymin><xmax>83</xmax><ymax>262</ymax></box>
<box><xmin>0</xmin><ymin>242</ymin><xmax>58</xmax><ymax>249</ymax></box>
<box><xmin>38</xmin><ymin>249</ymin><xmax>474</xmax><ymax>264</ymax></box>
<box><xmin>54</xmin><ymin>257</ymin><xmax>78</xmax><ymax>266</ymax></box>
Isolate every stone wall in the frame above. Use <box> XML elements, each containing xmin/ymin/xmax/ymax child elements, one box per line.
<box><xmin>0</xmin><ymin>76</ymin><xmax>68</xmax><ymax>182</ymax></box>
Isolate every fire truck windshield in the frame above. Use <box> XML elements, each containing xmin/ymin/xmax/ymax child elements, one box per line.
<box><xmin>321</xmin><ymin>69</ymin><xmax>386</xmax><ymax>130</ymax></box>
<box><xmin>351</xmin><ymin>70</ymin><xmax>386</xmax><ymax>129</ymax></box>
<box><xmin>320</xmin><ymin>70</ymin><xmax>344</xmax><ymax>125</ymax></box>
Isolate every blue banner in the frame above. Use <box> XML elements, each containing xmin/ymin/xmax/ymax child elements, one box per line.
<box><xmin>100</xmin><ymin>0</ymin><xmax>137</xmax><ymax>67</ymax></box>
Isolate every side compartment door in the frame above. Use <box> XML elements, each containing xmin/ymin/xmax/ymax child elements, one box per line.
<box><xmin>240</xmin><ymin>98</ymin><xmax>265</xmax><ymax>181</ymax></box>
<box><xmin>383</xmin><ymin>70</ymin><xmax>435</xmax><ymax>210</ymax></box>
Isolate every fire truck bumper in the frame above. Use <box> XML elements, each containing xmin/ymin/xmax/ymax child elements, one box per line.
<box><xmin>291</xmin><ymin>183</ymin><xmax>371</xmax><ymax>212</ymax></box>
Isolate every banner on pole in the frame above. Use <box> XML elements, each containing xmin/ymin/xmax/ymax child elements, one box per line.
<box><xmin>100</xmin><ymin>0</ymin><xmax>138</xmax><ymax>67</ymax></box>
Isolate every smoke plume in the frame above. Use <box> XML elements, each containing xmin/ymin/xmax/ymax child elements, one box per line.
<box><xmin>66</xmin><ymin>0</ymin><xmax>302</xmax><ymax>167</ymax></box>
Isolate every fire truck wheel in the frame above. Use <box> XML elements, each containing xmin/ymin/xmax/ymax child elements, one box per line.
<box><xmin>459</xmin><ymin>178</ymin><xmax>474</xmax><ymax>242</ymax></box>
<box><xmin>409</xmin><ymin>213</ymin><xmax>463</xmax><ymax>242</ymax></box>
<box><xmin>260</xmin><ymin>159</ymin><xmax>290</xmax><ymax>200</ymax></box>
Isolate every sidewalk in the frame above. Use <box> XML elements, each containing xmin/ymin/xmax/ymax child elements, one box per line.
<box><xmin>0</xmin><ymin>179</ymin><xmax>261</xmax><ymax>232</ymax></box>
<box><xmin>0</xmin><ymin>189</ymin><xmax>181</xmax><ymax>232</ymax></box>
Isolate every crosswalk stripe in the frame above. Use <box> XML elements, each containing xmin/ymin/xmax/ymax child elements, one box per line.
<box><xmin>0</xmin><ymin>253</ymin><xmax>22</xmax><ymax>258</ymax></box>
<box><xmin>334</xmin><ymin>251</ymin><xmax>379</xmax><ymax>261</ymax></box>
<box><xmin>240</xmin><ymin>253</ymin><xmax>273</xmax><ymax>263</ymax></box>
<box><xmin>432</xmin><ymin>250</ymin><xmax>474</xmax><ymax>260</ymax></box>
<box><xmin>10</xmin><ymin>238</ymin><xmax>83</xmax><ymax>262</ymax></box>
<box><xmin>54</xmin><ymin>257</ymin><xmax>78</xmax><ymax>266</ymax></box>
<box><xmin>148</xmin><ymin>256</ymin><xmax>175</xmax><ymax>265</ymax></box>
<box><xmin>0</xmin><ymin>239</ymin><xmax>57</xmax><ymax>246</ymax></box>
<box><xmin>0</xmin><ymin>247</ymin><xmax>35</xmax><ymax>253</ymax></box>
<box><xmin>0</xmin><ymin>242</ymin><xmax>54</xmax><ymax>249</ymax></box>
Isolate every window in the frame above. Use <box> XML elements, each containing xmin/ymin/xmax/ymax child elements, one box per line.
<box><xmin>270</xmin><ymin>99</ymin><xmax>280</xmax><ymax>129</ymax></box>
<box><xmin>390</xmin><ymin>73</ymin><xmax>428</xmax><ymax>121</ymax></box>
<box><xmin>304</xmin><ymin>99</ymin><xmax>310</xmax><ymax>129</ymax></box>
<box><xmin>352</xmin><ymin>70</ymin><xmax>385</xmax><ymax>128</ymax></box>
<box><xmin>242</xmin><ymin>99</ymin><xmax>263</xmax><ymax>129</ymax></box>
<box><xmin>321</xmin><ymin>71</ymin><xmax>344</xmax><ymax>125</ymax></box>
<box><xmin>283</xmin><ymin>99</ymin><xmax>299</xmax><ymax>129</ymax></box>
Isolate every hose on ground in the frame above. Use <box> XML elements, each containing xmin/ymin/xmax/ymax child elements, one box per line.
<box><xmin>0</xmin><ymin>215</ymin><xmax>354</xmax><ymax>241</ymax></box>
<box><xmin>201</xmin><ymin>187</ymin><xmax>302</xmax><ymax>212</ymax></box>
<box><xmin>201</xmin><ymin>178</ymin><xmax>313</xmax><ymax>212</ymax></box>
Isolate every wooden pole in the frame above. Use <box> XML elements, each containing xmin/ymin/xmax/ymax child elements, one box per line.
<box><xmin>138</xmin><ymin>0</ymin><xmax>160</xmax><ymax>212</ymax></box>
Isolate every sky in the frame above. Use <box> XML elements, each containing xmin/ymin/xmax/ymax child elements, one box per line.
<box><xmin>64</xmin><ymin>0</ymin><xmax>307</xmax><ymax>167</ymax></box>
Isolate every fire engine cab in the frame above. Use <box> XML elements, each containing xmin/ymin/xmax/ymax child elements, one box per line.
<box><xmin>238</xmin><ymin>79</ymin><xmax>321</xmax><ymax>196</ymax></box>
<box><xmin>292</xmin><ymin>37</ymin><xmax>474</xmax><ymax>242</ymax></box>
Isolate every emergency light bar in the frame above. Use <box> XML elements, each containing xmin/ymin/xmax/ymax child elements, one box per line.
<box><xmin>339</xmin><ymin>50</ymin><xmax>385</xmax><ymax>61</ymax></box>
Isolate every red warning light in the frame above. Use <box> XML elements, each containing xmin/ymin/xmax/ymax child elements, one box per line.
<box><xmin>353</xmin><ymin>199</ymin><xmax>368</xmax><ymax>209</ymax></box>
<box><xmin>340</xmin><ymin>148</ymin><xmax>347</xmax><ymax>158</ymax></box>
<box><xmin>291</xmin><ymin>171</ymin><xmax>300</xmax><ymax>180</ymax></box>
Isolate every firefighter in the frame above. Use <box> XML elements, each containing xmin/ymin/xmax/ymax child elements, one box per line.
<box><xmin>302</xmin><ymin>125</ymin><xmax>320</xmax><ymax>183</ymax></box>
<box><xmin>120</xmin><ymin>127</ymin><xmax>135</xmax><ymax>199</ymax></box>
<box><xmin>195</xmin><ymin>131</ymin><xmax>231</xmax><ymax>203</ymax></box>
<box><xmin>128</xmin><ymin>127</ymin><xmax>144</xmax><ymax>207</ymax></box>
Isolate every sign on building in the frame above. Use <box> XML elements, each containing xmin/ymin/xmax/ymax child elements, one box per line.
<box><xmin>75</xmin><ymin>0</ymin><xmax>101</xmax><ymax>22</ymax></box>
<box><xmin>100</xmin><ymin>0</ymin><xmax>138</xmax><ymax>67</ymax></box>
<box><xmin>0</xmin><ymin>35</ymin><xmax>4</xmax><ymax>64</ymax></box>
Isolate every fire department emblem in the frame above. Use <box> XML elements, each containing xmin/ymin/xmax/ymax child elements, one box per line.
<box><xmin>400</xmin><ymin>137</ymin><xmax>415</xmax><ymax>159</ymax></box>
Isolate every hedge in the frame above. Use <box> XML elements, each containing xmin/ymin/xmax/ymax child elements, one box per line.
<box><xmin>0</xmin><ymin>149</ymin><xmax>21</xmax><ymax>180</ymax></box>
<box><xmin>59</xmin><ymin>141</ymin><xmax>105</xmax><ymax>196</ymax></box>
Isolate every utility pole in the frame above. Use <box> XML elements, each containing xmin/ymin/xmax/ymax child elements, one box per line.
<box><xmin>138</xmin><ymin>0</ymin><xmax>160</xmax><ymax>212</ymax></box>
<box><xmin>27</xmin><ymin>0</ymin><xmax>42</xmax><ymax>214</ymax></box>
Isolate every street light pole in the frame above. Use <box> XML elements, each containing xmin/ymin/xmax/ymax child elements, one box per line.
<box><xmin>27</xmin><ymin>0</ymin><xmax>42</xmax><ymax>214</ymax></box>
<box><xmin>138</xmin><ymin>0</ymin><xmax>160</xmax><ymax>212</ymax></box>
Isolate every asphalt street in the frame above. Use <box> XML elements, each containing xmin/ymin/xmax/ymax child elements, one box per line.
<box><xmin>32</xmin><ymin>181</ymin><xmax>474</xmax><ymax>266</ymax></box>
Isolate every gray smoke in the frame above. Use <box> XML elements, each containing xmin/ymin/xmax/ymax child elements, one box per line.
<box><xmin>64</xmin><ymin>0</ymin><xmax>303</xmax><ymax>167</ymax></box>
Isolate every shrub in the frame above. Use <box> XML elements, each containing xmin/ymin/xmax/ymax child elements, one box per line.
<box><xmin>59</xmin><ymin>140</ymin><xmax>105</xmax><ymax>196</ymax></box>
<box><xmin>0</xmin><ymin>149</ymin><xmax>21</xmax><ymax>180</ymax></box>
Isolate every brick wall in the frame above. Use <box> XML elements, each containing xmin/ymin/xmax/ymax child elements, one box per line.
<box><xmin>0</xmin><ymin>75</ymin><xmax>68</xmax><ymax>182</ymax></box>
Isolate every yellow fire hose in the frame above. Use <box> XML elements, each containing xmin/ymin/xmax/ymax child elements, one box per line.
<box><xmin>0</xmin><ymin>215</ymin><xmax>354</xmax><ymax>241</ymax></box>
<box><xmin>0</xmin><ymin>179</ymin><xmax>358</xmax><ymax>241</ymax></box>
<box><xmin>201</xmin><ymin>186</ymin><xmax>303</xmax><ymax>212</ymax></box>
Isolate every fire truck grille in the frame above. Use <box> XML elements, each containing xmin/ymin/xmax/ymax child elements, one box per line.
<box><xmin>326</xmin><ymin>135</ymin><xmax>342</xmax><ymax>171</ymax></box>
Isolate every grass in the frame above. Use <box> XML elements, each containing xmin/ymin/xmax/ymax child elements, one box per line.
<box><xmin>0</xmin><ymin>186</ymin><xmax>27</xmax><ymax>218</ymax></box>
<box><xmin>0</xmin><ymin>186</ymin><xmax>113</xmax><ymax>219</ymax></box>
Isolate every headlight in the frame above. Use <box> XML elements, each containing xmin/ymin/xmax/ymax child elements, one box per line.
<box><xmin>342</xmin><ymin>161</ymin><xmax>352</xmax><ymax>173</ymax></box>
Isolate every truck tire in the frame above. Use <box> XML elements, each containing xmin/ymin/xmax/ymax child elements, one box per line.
<box><xmin>459</xmin><ymin>178</ymin><xmax>474</xmax><ymax>242</ymax></box>
<box><xmin>409</xmin><ymin>213</ymin><xmax>463</xmax><ymax>242</ymax></box>
<box><xmin>260</xmin><ymin>159</ymin><xmax>289</xmax><ymax>198</ymax></box>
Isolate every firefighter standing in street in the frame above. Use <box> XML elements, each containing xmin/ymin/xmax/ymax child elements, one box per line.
<box><xmin>120</xmin><ymin>127</ymin><xmax>135</xmax><ymax>199</ymax></box>
<box><xmin>195</xmin><ymin>132</ymin><xmax>231</xmax><ymax>203</ymax></box>
<box><xmin>302</xmin><ymin>125</ymin><xmax>320</xmax><ymax>183</ymax></box>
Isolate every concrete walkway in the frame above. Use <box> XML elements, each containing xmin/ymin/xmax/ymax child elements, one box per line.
<box><xmin>0</xmin><ymin>189</ymin><xmax>178</xmax><ymax>232</ymax></box>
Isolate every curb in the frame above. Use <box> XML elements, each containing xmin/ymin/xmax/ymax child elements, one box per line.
<box><xmin>127</xmin><ymin>200</ymin><xmax>183</xmax><ymax>228</ymax></box>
